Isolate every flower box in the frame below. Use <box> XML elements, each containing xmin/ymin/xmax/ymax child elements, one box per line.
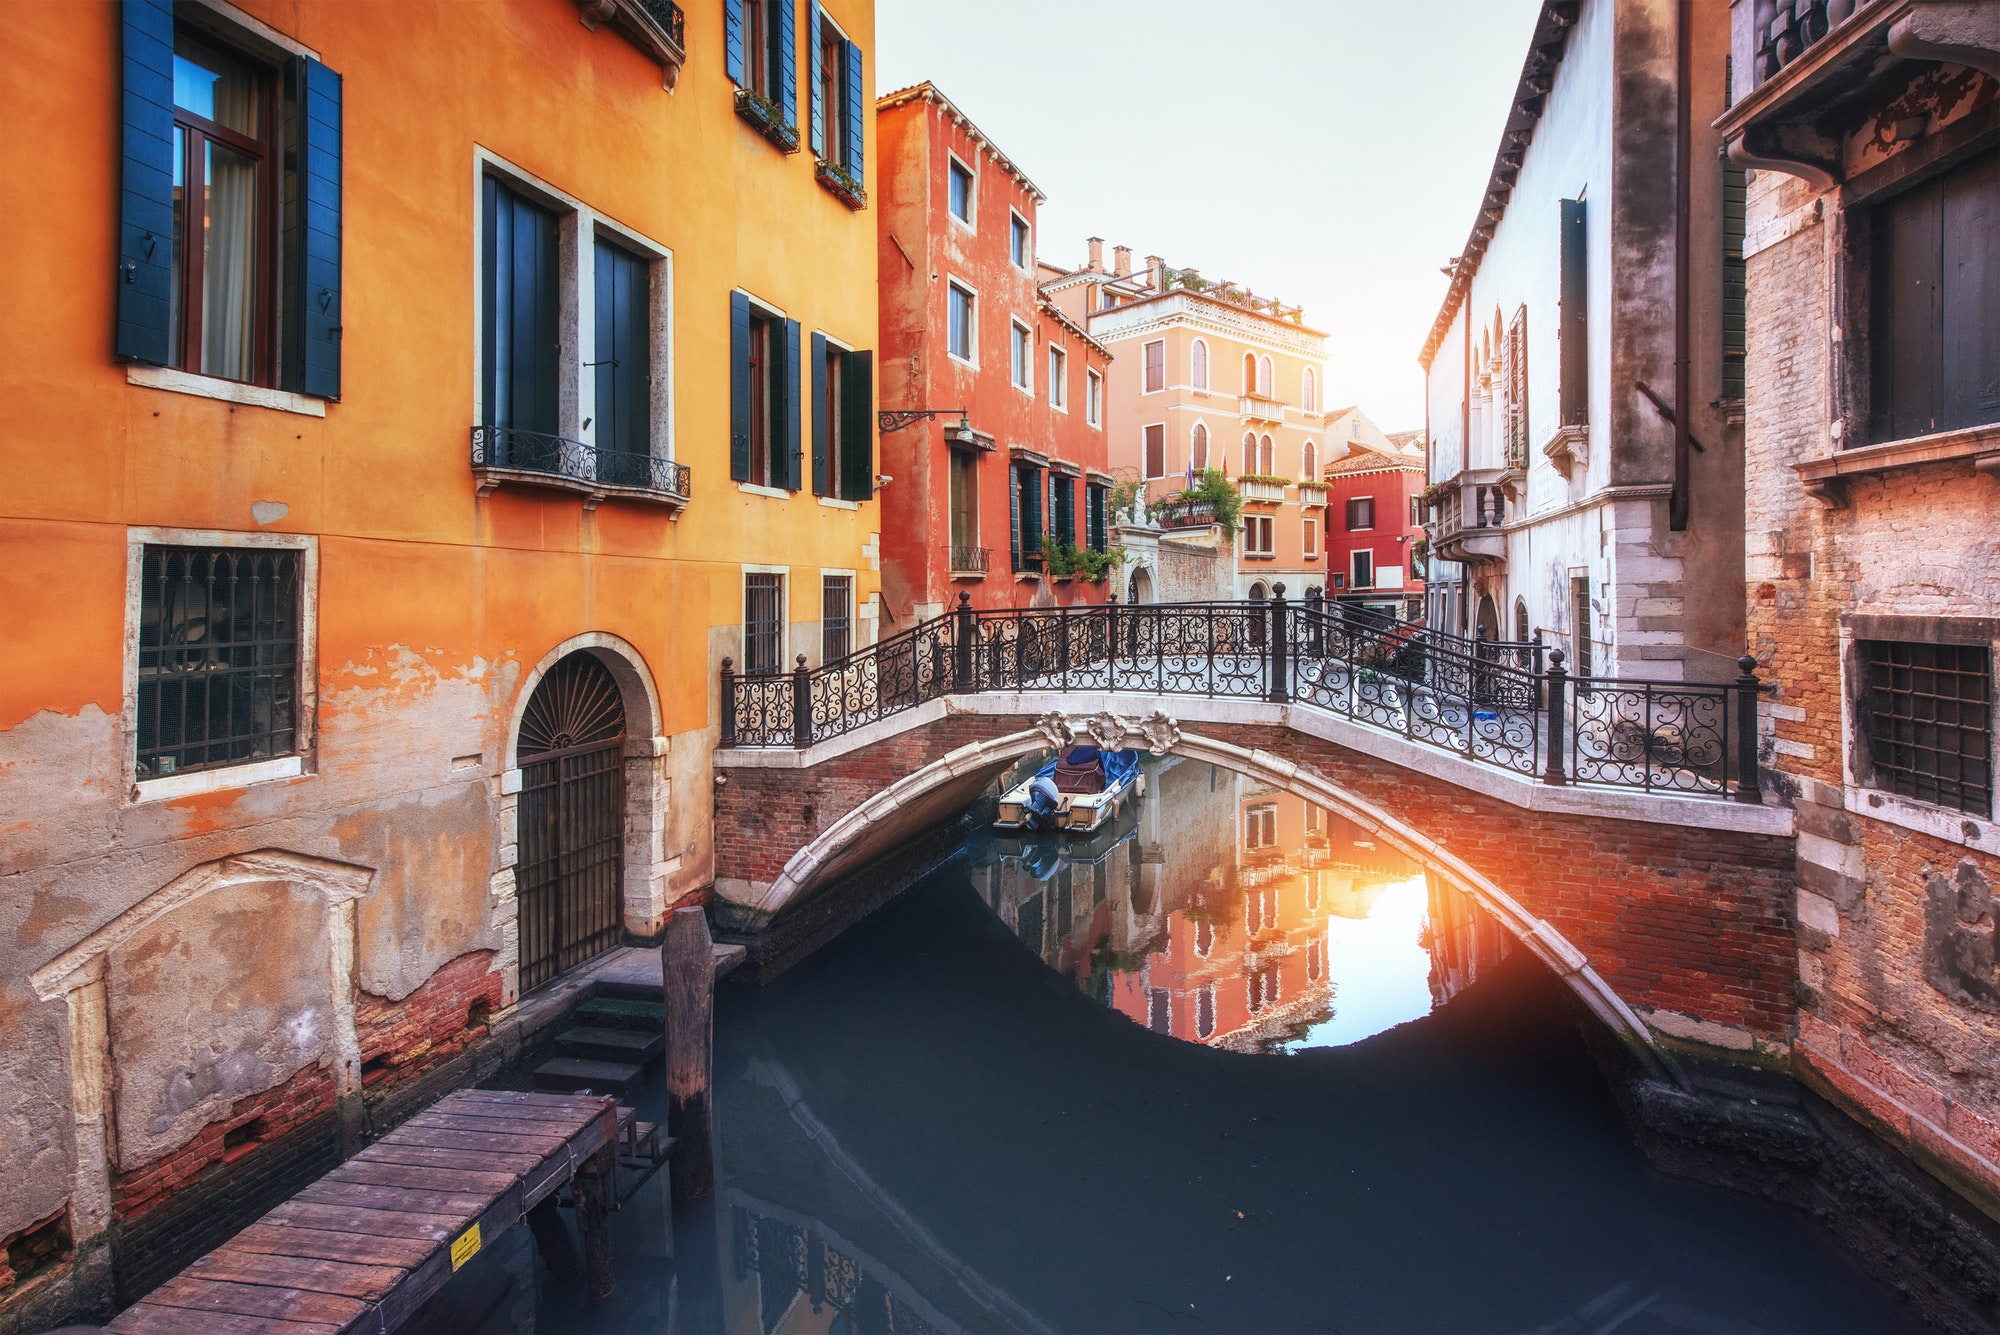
<box><xmin>734</xmin><ymin>89</ymin><xmax>800</xmax><ymax>153</ymax></box>
<box><xmin>814</xmin><ymin>159</ymin><xmax>867</xmax><ymax>210</ymax></box>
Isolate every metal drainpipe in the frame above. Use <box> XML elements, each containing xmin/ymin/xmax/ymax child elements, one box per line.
<box><xmin>1671</xmin><ymin>0</ymin><xmax>1694</xmax><ymax>531</ymax></box>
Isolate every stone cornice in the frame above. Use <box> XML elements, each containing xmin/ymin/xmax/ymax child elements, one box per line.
<box><xmin>1087</xmin><ymin>294</ymin><xmax>1329</xmax><ymax>362</ymax></box>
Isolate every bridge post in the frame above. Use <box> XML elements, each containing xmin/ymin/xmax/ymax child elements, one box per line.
<box><xmin>719</xmin><ymin>658</ymin><xmax>736</xmax><ymax>748</ymax></box>
<box><xmin>1305</xmin><ymin>585</ymin><xmax>1324</xmax><ymax>659</ymax></box>
<box><xmin>1269</xmin><ymin>583</ymin><xmax>1290</xmax><ymax>702</ymax></box>
<box><xmin>1734</xmin><ymin>654</ymin><xmax>1764</xmax><ymax>804</ymax></box>
<box><xmin>1542</xmin><ymin>649</ymin><xmax>1568</xmax><ymax>785</ymax></box>
<box><xmin>954</xmin><ymin>591</ymin><xmax>974</xmax><ymax>692</ymax></box>
<box><xmin>791</xmin><ymin>655</ymin><xmax>812</xmax><ymax>749</ymax></box>
<box><xmin>1107</xmin><ymin>593</ymin><xmax>1120</xmax><ymax>687</ymax></box>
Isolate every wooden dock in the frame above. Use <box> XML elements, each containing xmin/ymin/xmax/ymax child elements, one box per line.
<box><xmin>107</xmin><ymin>1089</ymin><xmax>643</xmax><ymax>1335</ymax></box>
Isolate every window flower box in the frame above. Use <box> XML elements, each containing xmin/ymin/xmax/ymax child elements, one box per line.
<box><xmin>735</xmin><ymin>89</ymin><xmax>800</xmax><ymax>154</ymax></box>
<box><xmin>815</xmin><ymin>159</ymin><xmax>867</xmax><ymax>210</ymax></box>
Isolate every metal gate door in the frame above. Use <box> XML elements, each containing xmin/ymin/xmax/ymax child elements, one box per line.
<box><xmin>516</xmin><ymin>653</ymin><xmax>627</xmax><ymax>992</ymax></box>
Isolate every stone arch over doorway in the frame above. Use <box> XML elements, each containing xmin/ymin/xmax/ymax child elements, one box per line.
<box><xmin>739</xmin><ymin>713</ymin><xmax>1666</xmax><ymax>1070</ymax></box>
<box><xmin>1127</xmin><ymin>565</ymin><xmax>1154</xmax><ymax>605</ymax></box>
<box><xmin>503</xmin><ymin>634</ymin><xmax>669</xmax><ymax>994</ymax></box>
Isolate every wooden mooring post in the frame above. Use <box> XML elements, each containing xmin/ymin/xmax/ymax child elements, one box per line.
<box><xmin>662</xmin><ymin>905</ymin><xmax>716</xmax><ymax>1201</ymax></box>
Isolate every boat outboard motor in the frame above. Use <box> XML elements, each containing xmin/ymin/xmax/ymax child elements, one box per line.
<box><xmin>1024</xmin><ymin>774</ymin><xmax>1063</xmax><ymax>830</ymax></box>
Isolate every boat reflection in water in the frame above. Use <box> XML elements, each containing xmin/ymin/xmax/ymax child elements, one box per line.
<box><xmin>970</xmin><ymin>754</ymin><xmax>1512</xmax><ymax>1053</ymax></box>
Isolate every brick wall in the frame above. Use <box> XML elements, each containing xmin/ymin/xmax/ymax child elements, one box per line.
<box><xmin>717</xmin><ymin>712</ymin><xmax>1798</xmax><ymax>1036</ymax></box>
<box><xmin>111</xmin><ymin>1062</ymin><xmax>337</xmax><ymax>1222</ymax></box>
<box><xmin>353</xmin><ymin>948</ymin><xmax>504</xmax><ymax>1095</ymax></box>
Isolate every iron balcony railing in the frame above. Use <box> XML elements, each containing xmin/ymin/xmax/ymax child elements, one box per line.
<box><xmin>721</xmin><ymin>587</ymin><xmax>1768</xmax><ymax>803</ymax></box>
<box><xmin>471</xmin><ymin>426</ymin><xmax>691</xmax><ymax>502</ymax></box>
<box><xmin>1149</xmin><ymin>497</ymin><xmax>1218</xmax><ymax>530</ymax></box>
<box><xmin>948</xmin><ymin>545</ymin><xmax>990</xmax><ymax>574</ymax></box>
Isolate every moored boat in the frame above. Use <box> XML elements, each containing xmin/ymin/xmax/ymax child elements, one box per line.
<box><xmin>994</xmin><ymin>747</ymin><xmax>1143</xmax><ymax>833</ymax></box>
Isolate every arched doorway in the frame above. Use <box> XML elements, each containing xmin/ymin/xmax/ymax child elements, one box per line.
<box><xmin>1474</xmin><ymin>594</ymin><xmax>1500</xmax><ymax>641</ymax></box>
<box><xmin>1127</xmin><ymin>566</ymin><xmax>1153</xmax><ymax>605</ymax></box>
<box><xmin>516</xmin><ymin>652</ymin><xmax>628</xmax><ymax>991</ymax></box>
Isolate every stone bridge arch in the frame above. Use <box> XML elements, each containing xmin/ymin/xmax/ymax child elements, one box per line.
<box><xmin>713</xmin><ymin>699</ymin><xmax>1800</xmax><ymax>1069</ymax></box>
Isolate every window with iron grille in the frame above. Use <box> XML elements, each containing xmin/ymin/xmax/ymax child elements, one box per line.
<box><xmin>744</xmin><ymin>572</ymin><xmax>784</xmax><ymax>673</ymax></box>
<box><xmin>821</xmin><ymin>574</ymin><xmax>852</xmax><ymax>663</ymax></box>
<box><xmin>137</xmin><ymin>545</ymin><xmax>301</xmax><ymax>779</ymax></box>
<box><xmin>1860</xmin><ymin>641</ymin><xmax>1993</xmax><ymax>817</ymax></box>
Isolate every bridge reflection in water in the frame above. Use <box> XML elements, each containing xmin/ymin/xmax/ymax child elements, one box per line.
<box><xmin>970</xmin><ymin>755</ymin><xmax>1515</xmax><ymax>1054</ymax></box>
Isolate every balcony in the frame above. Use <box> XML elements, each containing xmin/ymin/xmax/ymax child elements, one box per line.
<box><xmin>948</xmin><ymin>545</ymin><xmax>990</xmax><ymax>577</ymax></box>
<box><xmin>471</xmin><ymin>426</ymin><xmax>691</xmax><ymax>513</ymax></box>
<box><xmin>1240</xmin><ymin>394</ymin><xmax>1287</xmax><ymax>425</ymax></box>
<box><xmin>1238</xmin><ymin>477</ymin><xmax>1287</xmax><ymax>504</ymax></box>
<box><xmin>1149</xmin><ymin>497</ymin><xmax>1218</xmax><ymax>530</ymax></box>
<box><xmin>1296</xmin><ymin>481</ymin><xmax>1328</xmax><ymax>508</ymax></box>
<box><xmin>1429</xmin><ymin>468</ymin><xmax>1510</xmax><ymax>564</ymax></box>
<box><xmin>576</xmin><ymin>0</ymin><xmax>686</xmax><ymax>90</ymax></box>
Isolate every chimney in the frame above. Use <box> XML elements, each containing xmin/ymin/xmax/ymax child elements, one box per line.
<box><xmin>1086</xmin><ymin>237</ymin><xmax>1104</xmax><ymax>272</ymax></box>
<box><xmin>1144</xmin><ymin>255</ymin><xmax>1164</xmax><ymax>289</ymax></box>
<box><xmin>1112</xmin><ymin>245</ymin><xmax>1132</xmax><ymax>277</ymax></box>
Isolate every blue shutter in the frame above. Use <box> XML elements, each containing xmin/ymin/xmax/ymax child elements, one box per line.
<box><xmin>811</xmin><ymin>332</ymin><xmax>829</xmax><ymax>496</ymax></box>
<box><xmin>842</xmin><ymin>40</ymin><xmax>864</xmax><ymax>177</ymax></box>
<box><xmin>117</xmin><ymin>0</ymin><xmax>174</xmax><ymax>365</ymax></box>
<box><xmin>292</xmin><ymin>57</ymin><xmax>342</xmax><ymax>399</ymax></box>
<box><xmin>730</xmin><ymin>292</ymin><xmax>751</xmax><ymax>481</ymax></box>
<box><xmin>839</xmin><ymin>350</ymin><xmax>874</xmax><ymax>501</ymax></box>
<box><xmin>724</xmin><ymin>0</ymin><xmax>744</xmax><ymax>85</ymax></box>
<box><xmin>1009</xmin><ymin>468</ymin><xmax>1021</xmax><ymax>570</ymax></box>
<box><xmin>775</xmin><ymin>0</ymin><xmax>797</xmax><ymax>127</ymax></box>
<box><xmin>783</xmin><ymin>318</ymin><xmax>803</xmax><ymax>491</ymax></box>
<box><xmin>807</xmin><ymin>3</ymin><xmax>825</xmax><ymax>157</ymax></box>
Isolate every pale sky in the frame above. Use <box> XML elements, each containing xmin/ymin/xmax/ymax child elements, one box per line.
<box><xmin>875</xmin><ymin>0</ymin><xmax>1546</xmax><ymax>432</ymax></box>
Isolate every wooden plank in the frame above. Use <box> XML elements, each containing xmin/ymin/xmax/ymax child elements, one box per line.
<box><xmin>185</xmin><ymin>1250</ymin><xmax>401</xmax><ymax>1302</ymax></box>
<box><xmin>264</xmin><ymin>1200</ymin><xmax>460</xmax><ymax>1242</ymax></box>
<box><xmin>294</xmin><ymin>1180</ymin><xmax>500</xmax><ymax>1218</ymax></box>
<box><xmin>350</xmin><ymin>1143</ymin><xmax>545</xmax><ymax>1175</ymax></box>
<box><xmin>447</xmin><ymin>1088</ymin><xmax>598</xmax><ymax>1109</ymax></box>
<box><xmin>443</xmin><ymin>1091</ymin><xmax>607</xmax><ymax>1119</ymax></box>
<box><xmin>323</xmin><ymin>1160</ymin><xmax>519</xmax><ymax>1195</ymax></box>
<box><xmin>221</xmin><ymin>1223</ymin><xmax>437</xmax><ymax>1269</ymax></box>
<box><xmin>373</xmin><ymin>1126</ymin><xmax>568</xmax><ymax>1156</ymax></box>
<box><xmin>109</xmin><ymin>1301</ymin><xmax>341</xmax><ymax>1335</ymax></box>
<box><xmin>140</xmin><ymin>1276</ymin><xmax>370</xmax><ymax>1327</ymax></box>
<box><xmin>404</xmin><ymin>1110</ymin><xmax>580</xmax><ymax>1139</ymax></box>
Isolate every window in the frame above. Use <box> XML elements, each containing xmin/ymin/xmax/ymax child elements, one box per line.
<box><xmin>947</xmin><ymin>157</ymin><xmax>974</xmax><ymax>224</ymax></box>
<box><xmin>1190</xmin><ymin>422</ymin><xmax>1209</xmax><ymax>472</ymax></box>
<box><xmin>1010</xmin><ymin>321</ymin><xmax>1031</xmax><ymax>390</ymax></box>
<box><xmin>1143</xmin><ymin>424</ymin><xmax>1166</xmax><ymax>479</ymax></box>
<box><xmin>811</xmin><ymin>335</ymin><xmax>874</xmax><ymax>500</ymax></box>
<box><xmin>1559</xmin><ymin>198</ymin><xmax>1588</xmax><ymax>427</ymax></box>
<box><xmin>1346</xmin><ymin>496</ymin><xmax>1374</xmax><ymax>531</ymax></box>
<box><xmin>1051</xmin><ymin>475</ymin><xmax>1075</xmax><ymax>547</ymax></box>
<box><xmin>593</xmin><ymin>236</ymin><xmax>653</xmax><ymax>469</ymax></box>
<box><xmin>482</xmin><ymin>177</ymin><xmax>561</xmax><ymax>436</ymax></box>
<box><xmin>1305</xmin><ymin>803</ymin><xmax>1323</xmax><ymax>836</ymax></box>
<box><xmin>744</xmin><ymin>573</ymin><xmax>784</xmax><ymax>673</ymax></box>
<box><xmin>1191</xmin><ymin>339</ymin><xmax>1209</xmax><ymax>391</ymax></box>
<box><xmin>1258</xmin><ymin>356</ymin><xmax>1273</xmax><ymax>396</ymax></box>
<box><xmin>1242</xmin><ymin>352</ymin><xmax>1257</xmax><ymax>394</ymax></box>
<box><xmin>1196</xmin><ymin>985</ymin><xmax>1215</xmax><ymax>1038</ymax></box>
<box><xmin>1239</xmin><ymin>432</ymin><xmax>1254</xmax><ymax>476</ymax></box>
<box><xmin>1010</xmin><ymin>212</ymin><xmax>1029</xmax><ymax>268</ymax></box>
<box><xmin>1570</xmin><ymin>576</ymin><xmax>1593</xmax><ymax>677</ymax></box>
<box><xmin>1011</xmin><ymin>463</ymin><xmax>1043</xmax><ymax>572</ymax></box>
<box><xmin>730</xmin><ymin>297</ymin><xmax>798</xmax><ymax>489</ymax></box>
<box><xmin>1245</xmin><ymin>802</ymin><xmax>1277</xmax><ymax>850</ymax></box>
<box><xmin>1515</xmin><ymin>598</ymin><xmax>1531</xmax><ymax>642</ymax></box>
<box><xmin>1302</xmin><ymin>440</ymin><xmax>1318</xmax><ymax>480</ymax></box>
<box><xmin>1410</xmin><ymin>494</ymin><xmax>1421</xmax><ymax>525</ymax></box>
<box><xmin>1868</xmin><ymin>147</ymin><xmax>2000</xmax><ymax>444</ymax></box>
<box><xmin>137</xmin><ymin>545</ymin><xmax>301</xmax><ymax>779</ymax></box>
<box><xmin>735</xmin><ymin>0</ymin><xmax>789</xmax><ymax>101</ymax></box>
<box><xmin>1303</xmin><ymin>516</ymin><xmax>1319</xmax><ymax>560</ymax></box>
<box><xmin>1501</xmin><ymin>306</ymin><xmax>1529</xmax><ymax>468</ymax></box>
<box><xmin>1143</xmin><ymin>339</ymin><xmax>1165</xmax><ymax>394</ymax></box>
<box><xmin>1086</xmin><ymin>482</ymin><xmax>1108</xmax><ymax>553</ymax></box>
<box><xmin>1722</xmin><ymin>115</ymin><xmax>1746</xmax><ymax>400</ymax></box>
<box><xmin>1350</xmin><ymin>548</ymin><xmax>1374</xmax><ymax>589</ymax></box>
<box><xmin>1858</xmin><ymin>641</ymin><xmax>1992</xmax><ymax>816</ymax></box>
<box><xmin>1147</xmin><ymin>988</ymin><xmax>1171</xmax><ymax>1034</ymax></box>
<box><xmin>1086</xmin><ymin>370</ymin><xmax>1102</xmax><ymax>426</ymax></box>
<box><xmin>808</xmin><ymin>11</ymin><xmax>863</xmax><ymax>182</ymax></box>
<box><xmin>1048</xmin><ymin>346</ymin><xmax>1067</xmax><ymax>409</ymax></box>
<box><xmin>1256</xmin><ymin>434</ymin><xmax>1274</xmax><ymax>475</ymax></box>
<box><xmin>947</xmin><ymin>283</ymin><xmax>975</xmax><ymax>362</ymax></box>
<box><xmin>1243</xmin><ymin>514</ymin><xmax>1274</xmax><ymax>557</ymax></box>
<box><xmin>948</xmin><ymin>447</ymin><xmax>980</xmax><ymax>565</ymax></box>
<box><xmin>821</xmin><ymin>575</ymin><xmax>852</xmax><ymax>663</ymax></box>
<box><xmin>1302</xmin><ymin>368</ymin><xmax>1317</xmax><ymax>412</ymax></box>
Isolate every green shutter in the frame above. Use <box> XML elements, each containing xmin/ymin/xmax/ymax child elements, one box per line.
<box><xmin>287</xmin><ymin>56</ymin><xmax>343</xmax><ymax>399</ymax></box>
<box><xmin>807</xmin><ymin>3</ymin><xmax>825</xmax><ymax>157</ymax></box>
<box><xmin>729</xmin><ymin>292</ymin><xmax>751</xmax><ymax>481</ymax></box>
<box><xmin>117</xmin><ymin>0</ymin><xmax>174</xmax><ymax>365</ymax></box>
<box><xmin>724</xmin><ymin>0</ymin><xmax>744</xmax><ymax>84</ymax></box>
<box><xmin>775</xmin><ymin>0</ymin><xmax>797</xmax><ymax>127</ymax></box>
<box><xmin>811</xmin><ymin>333</ymin><xmax>829</xmax><ymax>496</ymax></box>
<box><xmin>783</xmin><ymin>318</ymin><xmax>803</xmax><ymax>491</ymax></box>
<box><xmin>843</xmin><ymin>40</ymin><xmax>864</xmax><ymax>177</ymax></box>
<box><xmin>1559</xmin><ymin>198</ymin><xmax>1588</xmax><ymax>427</ymax></box>
<box><xmin>840</xmin><ymin>350</ymin><xmax>874</xmax><ymax>501</ymax></box>
<box><xmin>1009</xmin><ymin>467</ymin><xmax>1021</xmax><ymax>570</ymax></box>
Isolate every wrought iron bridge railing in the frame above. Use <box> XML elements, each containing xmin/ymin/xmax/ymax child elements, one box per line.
<box><xmin>721</xmin><ymin>587</ymin><xmax>1768</xmax><ymax>802</ymax></box>
<box><xmin>471</xmin><ymin>426</ymin><xmax>692</xmax><ymax>502</ymax></box>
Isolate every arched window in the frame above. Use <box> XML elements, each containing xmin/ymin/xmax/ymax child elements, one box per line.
<box><xmin>1191</xmin><ymin>421</ymin><xmax>1209</xmax><ymax>471</ymax></box>
<box><xmin>1191</xmin><ymin>339</ymin><xmax>1209</xmax><ymax>391</ymax></box>
<box><xmin>1258</xmin><ymin>434</ymin><xmax>1274</xmax><ymax>474</ymax></box>
<box><xmin>1302</xmin><ymin>440</ymin><xmax>1318</xmax><ymax>480</ymax></box>
<box><xmin>1242</xmin><ymin>352</ymin><xmax>1257</xmax><ymax>394</ymax></box>
<box><xmin>1515</xmin><ymin>597</ymin><xmax>1530</xmax><ymax>643</ymax></box>
<box><xmin>1257</xmin><ymin>355</ymin><xmax>1273</xmax><ymax>397</ymax></box>
<box><xmin>1239</xmin><ymin>432</ymin><xmax>1254</xmax><ymax>475</ymax></box>
<box><xmin>1302</xmin><ymin>368</ymin><xmax>1317</xmax><ymax>412</ymax></box>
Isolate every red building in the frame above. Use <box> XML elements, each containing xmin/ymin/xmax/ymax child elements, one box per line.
<box><xmin>876</xmin><ymin>83</ymin><xmax>1115</xmax><ymax>622</ymax></box>
<box><xmin>1321</xmin><ymin>426</ymin><xmax>1427</xmax><ymax>621</ymax></box>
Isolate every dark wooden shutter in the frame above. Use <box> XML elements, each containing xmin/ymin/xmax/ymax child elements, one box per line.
<box><xmin>724</xmin><ymin>0</ymin><xmax>744</xmax><ymax>84</ymax></box>
<box><xmin>807</xmin><ymin>3</ymin><xmax>824</xmax><ymax>157</ymax></box>
<box><xmin>1940</xmin><ymin>148</ymin><xmax>2000</xmax><ymax>435</ymax></box>
<box><xmin>843</xmin><ymin>40</ymin><xmax>864</xmax><ymax>178</ymax></box>
<box><xmin>483</xmin><ymin>180</ymin><xmax>559</xmax><ymax>435</ymax></box>
<box><xmin>117</xmin><ymin>0</ymin><xmax>175</xmax><ymax>365</ymax></box>
<box><xmin>783</xmin><ymin>318</ymin><xmax>803</xmax><ymax>491</ymax></box>
<box><xmin>1871</xmin><ymin>183</ymin><xmax>1941</xmax><ymax>443</ymax></box>
<box><xmin>1559</xmin><ymin>198</ymin><xmax>1588</xmax><ymax>427</ymax></box>
<box><xmin>290</xmin><ymin>56</ymin><xmax>342</xmax><ymax>399</ymax></box>
<box><xmin>775</xmin><ymin>0</ymin><xmax>797</xmax><ymax>126</ymax></box>
<box><xmin>1009</xmin><ymin>467</ymin><xmax>1022</xmax><ymax>569</ymax></box>
<box><xmin>594</xmin><ymin>239</ymin><xmax>650</xmax><ymax>464</ymax></box>
<box><xmin>811</xmin><ymin>333</ymin><xmax>829</xmax><ymax>496</ymax></box>
<box><xmin>730</xmin><ymin>292</ymin><xmax>751</xmax><ymax>481</ymax></box>
<box><xmin>1027</xmin><ymin>468</ymin><xmax>1043</xmax><ymax>553</ymax></box>
<box><xmin>840</xmin><ymin>349</ymin><xmax>874</xmax><ymax>501</ymax></box>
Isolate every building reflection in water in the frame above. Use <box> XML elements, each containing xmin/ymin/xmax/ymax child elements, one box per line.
<box><xmin>727</xmin><ymin>1196</ymin><xmax>957</xmax><ymax>1335</ymax></box>
<box><xmin>969</xmin><ymin>756</ymin><xmax>1514</xmax><ymax>1053</ymax></box>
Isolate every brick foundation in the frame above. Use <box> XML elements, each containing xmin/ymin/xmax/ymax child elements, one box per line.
<box><xmin>111</xmin><ymin>1062</ymin><xmax>337</xmax><ymax>1222</ymax></box>
<box><xmin>353</xmin><ymin>949</ymin><xmax>505</xmax><ymax>1096</ymax></box>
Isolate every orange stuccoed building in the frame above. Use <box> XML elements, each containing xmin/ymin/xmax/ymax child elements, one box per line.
<box><xmin>0</xmin><ymin>0</ymin><xmax>880</xmax><ymax>1322</ymax></box>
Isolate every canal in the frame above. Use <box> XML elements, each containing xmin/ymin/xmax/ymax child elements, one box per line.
<box><xmin>451</xmin><ymin>754</ymin><xmax>1915</xmax><ymax>1333</ymax></box>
